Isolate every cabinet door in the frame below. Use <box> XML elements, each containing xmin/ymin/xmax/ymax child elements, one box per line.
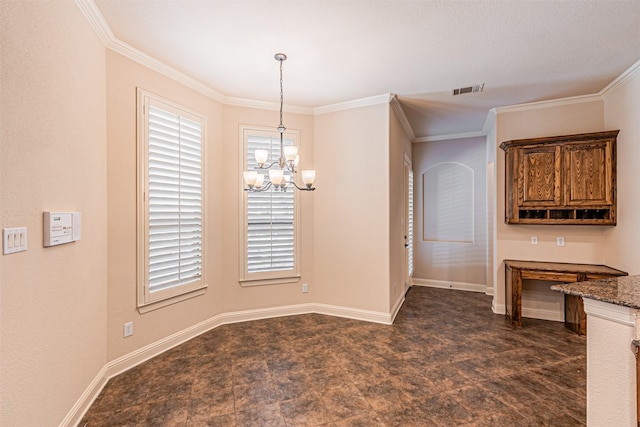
<box><xmin>564</xmin><ymin>141</ymin><xmax>612</xmax><ymax>206</ymax></box>
<box><xmin>518</xmin><ymin>146</ymin><xmax>561</xmax><ymax>207</ymax></box>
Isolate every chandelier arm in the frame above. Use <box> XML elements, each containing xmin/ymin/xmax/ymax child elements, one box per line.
<box><xmin>255</xmin><ymin>161</ymin><xmax>280</xmax><ymax>170</ymax></box>
<box><xmin>290</xmin><ymin>181</ymin><xmax>316</xmax><ymax>191</ymax></box>
<box><xmin>245</xmin><ymin>181</ymin><xmax>274</xmax><ymax>192</ymax></box>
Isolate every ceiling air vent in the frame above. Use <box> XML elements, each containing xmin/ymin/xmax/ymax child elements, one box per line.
<box><xmin>452</xmin><ymin>83</ymin><xmax>484</xmax><ymax>96</ymax></box>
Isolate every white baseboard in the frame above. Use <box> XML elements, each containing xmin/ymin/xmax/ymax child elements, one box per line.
<box><xmin>58</xmin><ymin>365</ymin><xmax>108</xmax><ymax>427</ymax></box>
<box><xmin>312</xmin><ymin>303</ymin><xmax>395</xmax><ymax>325</ymax></box>
<box><xmin>103</xmin><ymin>302</ymin><xmax>393</xmax><ymax>380</ymax></box>
<box><xmin>389</xmin><ymin>293</ymin><xmax>406</xmax><ymax>324</ymax></box>
<box><xmin>485</xmin><ymin>286</ymin><xmax>494</xmax><ymax>296</ymax></box>
<box><xmin>521</xmin><ymin>307</ymin><xmax>564</xmax><ymax>322</ymax></box>
<box><xmin>63</xmin><ymin>302</ymin><xmax>393</xmax><ymax>426</ymax></box>
<box><xmin>413</xmin><ymin>278</ymin><xmax>487</xmax><ymax>293</ymax></box>
<box><xmin>491</xmin><ymin>303</ymin><xmax>563</xmax><ymax>322</ymax></box>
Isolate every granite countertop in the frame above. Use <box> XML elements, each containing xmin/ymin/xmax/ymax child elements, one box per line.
<box><xmin>551</xmin><ymin>275</ymin><xmax>640</xmax><ymax>309</ymax></box>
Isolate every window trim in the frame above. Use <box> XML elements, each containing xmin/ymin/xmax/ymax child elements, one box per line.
<box><xmin>136</xmin><ymin>88</ymin><xmax>207</xmax><ymax>312</ymax></box>
<box><xmin>239</xmin><ymin>125</ymin><xmax>301</xmax><ymax>286</ymax></box>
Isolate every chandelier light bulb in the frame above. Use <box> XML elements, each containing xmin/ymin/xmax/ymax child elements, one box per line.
<box><xmin>302</xmin><ymin>170</ymin><xmax>316</xmax><ymax>188</ymax></box>
<box><xmin>255</xmin><ymin>174</ymin><xmax>264</xmax><ymax>189</ymax></box>
<box><xmin>269</xmin><ymin>169</ymin><xmax>284</xmax><ymax>187</ymax></box>
<box><xmin>254</xmin><ymin>149</ymin><xmax>268</xmax><ymax>167</ymax></box>
<box><xmin>284</xmin><ymin>146</ymin><xmax>298</xmax><ymax>162</ymax></box>
<box><xmin>243</xmin><ymin>171</ymin><xmax>257</xmax><ymax>188</ymax></box>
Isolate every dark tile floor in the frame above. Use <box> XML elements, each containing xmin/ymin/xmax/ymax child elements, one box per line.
<box><xmin>81</xmin><ymin>286</ymin><xmax>586</xmax><ymax>426</ymax></box>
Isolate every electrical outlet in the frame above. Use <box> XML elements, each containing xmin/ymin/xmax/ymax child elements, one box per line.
<box><xmin>557</xmin><ymin>236</ymin><xmax>565</xmax><ymax>247</ymax></box>
<box><xmin>124</xmin><ymin>321</ymin><xmax>133</xmax><ymax>337</ymax></box>
<box><xmin>531</xmin><ymin>236</ymin><xmax>538</xmax><ymax>245</ymax></box>
<box><xmin>302</xmin><ymin>283</ymin><xmax>308</xmax><ymax>293</ymax></box>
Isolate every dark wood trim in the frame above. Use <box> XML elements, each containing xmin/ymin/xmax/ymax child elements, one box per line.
<box><xmin>500</xmin><ymin>130</ymin><xmax>620</xmax><ymax>150</ymax></box>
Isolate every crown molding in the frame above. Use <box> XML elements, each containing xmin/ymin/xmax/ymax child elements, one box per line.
<box><xmin>389</xmin><ymin>94</ymin><xmax>416</xmax><ymax>141</ymax></box>
<box><xmin>416</xmin><ymin>91</ymin><xmax>606</xmax><ymax>143</ymax></box>
<box><xmin>313</xmin><ymin>94</ymin><xmax>392</xmax><ymax>116</ymax></box>
<box><xmin>493</xmin><ymin>93</ymin><xmax>603</xmax><ymax>115</ymax></box>
<box><xmin>76</xmin><ymin>0</ymin><xmax>639</xmax><ymax>127</ymax></box>
<box><xmin>224</xmin><ymin>96</ymin><xmax>314</xmax><ymax>115</ymax></box>
<box><xmin>414</xmin><ymin>130</ymin><xmax>487</xmax><ymax>143</ymax></box>
<box><xmin>600</xmin><ymin>58</ymin><xmax>640</xmax><ymax>99</ymax></box>
<box><xmin>75</xmin><ymin>0</ymin><xmax>113</xmax><ymax>45</ymax></box>
<box><xmin>470</xmin><ymin>59</ymin><xmax>640</xmax><ymax>135</ymax></box>
<box><xmin>76</xmin><ymin>0</ymin><xmax>225</xmax><ymax>102</ymax></box>
<box><xmin>111</xmin><ymin>38</ymin><xmax>226</xmax><ymax>103</ymax></box>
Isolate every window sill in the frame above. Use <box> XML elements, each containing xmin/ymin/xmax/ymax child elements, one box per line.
<box><xmin>137</xmin><ymin>286</ymin><xmax>207</xmax><ymax>314</ymax></box>
<box><xmin>240</xmin><ymin>275</ymin><xmax>301</xmax><ymax>287</ymax></box>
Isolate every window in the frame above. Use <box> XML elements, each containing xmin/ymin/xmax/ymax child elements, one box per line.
<box><xmin>137</xmin><ymin>89</ymin><xmax>206</xmax><ymax>311</ymax></box>
<box><xmin>423</xmin><ymin>162</ymin><xmax>474</xmax><ymax>243</ymax></box>
<box><xmin>240</xmin><ymin>126</ymin><xmax>300</xmax><ymax>285</ymax></box>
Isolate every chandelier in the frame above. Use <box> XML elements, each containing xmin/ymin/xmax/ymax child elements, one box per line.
<box><xmin>243</xmin><ymin>53</ymin><xmax>316</xmax><ymax>192</ymax></box>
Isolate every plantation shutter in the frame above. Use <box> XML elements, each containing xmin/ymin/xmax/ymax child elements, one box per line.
<box><xmin>246</xmin><ymin>135</ymin><xmax>295</xmax><ymax>273</ymax></box>
<box><xmin>147</xmin><ymin>105</ymin><xmax>202</xmax><ymax>293</ymax></box>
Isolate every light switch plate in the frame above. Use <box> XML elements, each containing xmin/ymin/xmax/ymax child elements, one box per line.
<box><xmin>3</xmin><ymin>227</ymin><xmax>27</xmax><ymax>254</ymax></box>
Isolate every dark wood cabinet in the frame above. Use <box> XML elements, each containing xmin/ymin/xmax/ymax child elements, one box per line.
<box><xmin>501</xmin><ymin>130</ymin><xmax>618</xmax><ymax>225</ymax></box>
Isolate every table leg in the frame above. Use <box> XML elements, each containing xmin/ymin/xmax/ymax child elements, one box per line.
<box><xmin>506</xmin><ymin>267</ymin><xmax>523</xmax><ymax>328</ymax></box>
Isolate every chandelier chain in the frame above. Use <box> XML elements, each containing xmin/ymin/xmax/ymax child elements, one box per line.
<box><xmin>279</xmin><ymin>59</ymin><xmax>284</xmax><ymax>130</ymax></box>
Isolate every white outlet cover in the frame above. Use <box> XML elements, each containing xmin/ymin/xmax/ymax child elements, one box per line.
<box><xmin>557</xmin><ymin>237</ymin><xmax>565</xmax><ymax>247</ymax></box>
<box><xmin>124</xmin><ymin>322</ymin><xmax>133</xmax><ymax>337</ymax></box>
<box><xmin>531</xmin><ymin>236</ymin><xmax>538</xmax><ymax>245</ymax></box>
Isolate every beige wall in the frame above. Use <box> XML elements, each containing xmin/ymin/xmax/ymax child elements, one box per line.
<box><xmin>389</xmin><ymin>107</ymin><xmax>413</xmax><ymax>307</ymax></box>
<box><xmin>493</xmin><ymin>99</ymin><xmax>607</xmax><ymax>313</ymax></box>
<box><xmin>0</xmin><ymin>2</ymin><xmax>108</xmax><ymax>425</ymax></box>
<box><xmin>413</xmin><ymin>137</ymin><xmax>488</xmax><ymax>287</ymax></box>
<box><xmin>106</xmin><ymin>51</ymin><xmax>225</xmax><ymax>360</ymax></box>
<box><xmin>220</xmin><ymin>105</ymin><xmax>315</xmax><ymax>312</ymax></box>
<box><xmin>603</xmin><ymin>67</ymin><xmax>640</xmax><ymax>274</ymax></box>
<box><xmin>314</xmin><ymin>104</ymin><xmax>390</xmax><ymax>313</ymax></box>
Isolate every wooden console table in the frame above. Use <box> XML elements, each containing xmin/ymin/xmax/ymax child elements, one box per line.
<box><xmin>504</xmin><ymin>260</ymin><xmax>627</xmax><ymax>334</ymax></box>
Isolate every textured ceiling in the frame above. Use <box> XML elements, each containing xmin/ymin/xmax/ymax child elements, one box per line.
<box><xmin>94</xmin><ymin>0</ymin><xmax>640</xmax><ymax>139</ymax></box>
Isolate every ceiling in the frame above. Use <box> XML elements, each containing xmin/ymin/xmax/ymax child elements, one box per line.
<box><xmin>93</xmin><ymin>0</ymin><xmax>640</xmax><ymax>140</ymax></box>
